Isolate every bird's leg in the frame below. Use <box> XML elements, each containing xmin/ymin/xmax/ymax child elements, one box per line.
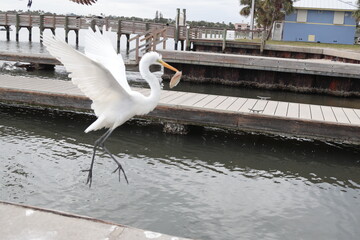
<box><xmin>97</xmin><ymin>129</ymin><xmax>129</xmax><ymax>184</ymax></box>
<box><xmin>101</xmin><ymin>146</ymin><xmax>129</xmax><ymax>184</ymax></box>
<box><xmin>82</xmin><ymin>129</ymin><xmax>113</xmax><ymax>187</ymax></box>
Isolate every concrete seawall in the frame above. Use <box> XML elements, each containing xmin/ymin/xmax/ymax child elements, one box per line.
<box><xmin>0</xmin><ymin>201</ymin><xmax>192</xmax><ymax>240</ymax></box>
<box><xmin>159</xmin><ymin>51</ymin><xmax>360</xmax><ymax>97</ymax></box>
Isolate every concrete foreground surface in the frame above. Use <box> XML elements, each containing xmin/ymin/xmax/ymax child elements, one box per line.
<box><xmin>0</xmin><ymin>201</ymin><xmax>192</xmax><ymax>240</ymax></box>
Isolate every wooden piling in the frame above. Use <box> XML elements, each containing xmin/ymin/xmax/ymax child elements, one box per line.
<box><xmin>174</xmin><ymin>8</ymin><xmax>180</xmax><ymax>50</ymax></box>
<box><xmin>117</xmin><ymin>19</ymin><xmax>122</xmax><ymax>54</ymax></box>
<box><xmin>15</xmin><ymin>14</ymin><xmax>20</xmax><ymax>42</ymax></box>
<box><xmin>39</xmin><ymin>15</ymin><xmax>44</xmax><ymax>43</ymax></box>
<box><xmin>28</xmin><ymin>27</ymin><xmax>32</xmax><ymax>42</ymax></box>
<box><xmin>5</xmin><ymin>26</ymin><xmax>10</xmax><ymax>41</ymax></box>
<box><xmin>222</xmin><ymin>29</ymin><xmax>227</xmax><ymax>53</ymax></box>
<box><xmin>65</xmin><ymin>16</ymin><xmax>69</xmax><ymax>43</ymax></box>
<box><xmin>75</xmin><ymin>30</ymin><xmax>79</xmax><ymax>46</ymax></box>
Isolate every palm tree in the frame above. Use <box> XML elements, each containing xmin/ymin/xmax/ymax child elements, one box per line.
<box><xmin>353</xmin><ymin>0</ymin><xmax>360</xmax><ymax>26</ymax></box>
<box><xmin>240</xmin><ymin>0</ymin><xmax>294</xmax><ymax>40</ymax></box>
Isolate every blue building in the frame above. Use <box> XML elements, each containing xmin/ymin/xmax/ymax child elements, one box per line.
<box><xmin>282</xmin><ymin>0</ymin><xmax>357</xmax><ymax>44</ymax></box>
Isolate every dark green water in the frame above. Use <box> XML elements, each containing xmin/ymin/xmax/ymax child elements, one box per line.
<box><xmin>1</xmin><ymin>105</ymin><xmax>360</xmax><ymax>240</ymax></box>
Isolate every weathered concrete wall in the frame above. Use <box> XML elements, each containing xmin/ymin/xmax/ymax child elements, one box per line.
<box><xmin>164</xmin><ymin>63</ymin><xmax>360</xmax><ymax>97</ymax></box>
<box><xmin>159</xmin><ymin>51</ymin><xmax>360</xmax><ymax>97</ymax></box>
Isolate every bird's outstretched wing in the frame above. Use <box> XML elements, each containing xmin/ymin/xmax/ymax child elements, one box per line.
<box><xmin>84</xmin><ymin>26</ymin><xmax>131</xmax><ymax>92</ymax></box>
<box><xmin>43</xmin><ymin>34</ymin><xmax>130</xmax><ymax>116</ymax></box>
<box><xmin>70</xmin><ymin>0</ymin><xmax>97</xmax><ymax>5</ymax></box>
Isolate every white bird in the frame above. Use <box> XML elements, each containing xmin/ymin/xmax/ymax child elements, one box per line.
<box><xmin>43</xmin><ymin>26</ymin><xmax>181</xmax><ymax>186</ymax></box>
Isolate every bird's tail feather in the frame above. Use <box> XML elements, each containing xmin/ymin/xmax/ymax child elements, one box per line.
<box><xmin>85</xmin><ymin>115</ymin><xmax>107</xmax><ymax>133</ymax></box>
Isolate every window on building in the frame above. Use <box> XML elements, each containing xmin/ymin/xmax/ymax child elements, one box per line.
<box><xmin>297</xmin><ymin>9</ymin><xmax>307</xmax><ymax>22</ymax></box>
<box><xmin>333</xmin><ymin>11</ymin><xmax>344</xmax><ymax>25</ymax></box>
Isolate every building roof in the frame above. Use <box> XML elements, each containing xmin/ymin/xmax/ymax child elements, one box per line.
<box><xmin>293</xmin><ymin>0</ymin><xmax>358</xmax><ymax>11</ymax></box>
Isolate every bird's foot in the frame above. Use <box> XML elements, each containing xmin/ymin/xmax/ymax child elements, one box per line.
<box><xmin>112</xmin><ymin>164</ymin><xmax>129</xmax><ymax>184</ymax></box>
<box><xmin>81</xmin><ymin>169</ymin><xmax>93</xmax><ymax>187</ymax></box>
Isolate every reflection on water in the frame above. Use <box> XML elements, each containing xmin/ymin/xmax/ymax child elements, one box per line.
<box><xmin>1</xmin><ymin>104</ymin><xmax>360</xmax><ymax>240</ymax></box>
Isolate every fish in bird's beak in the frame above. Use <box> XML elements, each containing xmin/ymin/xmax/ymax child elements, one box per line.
<box><xmin>158</xmin><ymin>60</ymin><xmax>182</xmax><ymax>89</ymax></box>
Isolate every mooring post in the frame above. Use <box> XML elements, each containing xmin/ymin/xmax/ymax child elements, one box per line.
<box><xmin>28</xmin><ymin>14</ymin><xmax>32</xmax><ymax>42</ymax></box>
<box><xmin>222</xmin><ymin>28</ymin><xmax>227</xmax><ymax>53</ymax></box>
<box><xmin>5</xmin><ymin>26</ymin><xmax>10</xmax><ymax>41</ymax></box>
<box><xmin>174</xmin><ymin>8</ymin><xmax>180</xmax><ymax>50</ymax></box>
<box><xmin>75</xmin><ymin>30</ymin><xmax>79</xmax><ymax>46</ymax></box>
<box><xmin>185</xmin><ymin>26</ymin><xmax>191</xmax><ymax>51</ymax></box>
<box><xmin>162</xmin><ymin>28</ymin><xmax>167</xmax><ymax>49</ymax></box>
<box><xmin>15</xmin><ymin>13</ymin><xmax>20</xmax><ymax>42</ymax></box>
<box><xmin>117</xmin><ymin>19</ymin><xmax>122</xmax><ymax>54</ymax></box>
<box><xmin>135</xmin><ymin>36</ymin><xmax>140</xmax><ymax>64</ymax></box>
<box><xmin>39</xmin><ymin>14</ymin><xmax>44</xmax><ymax>43</ymax></box>
<box><xmin>28</xmin><ymin>27</ymin><xmax>32</xmax><ymax>42</ymax></box>
<box><xmin>4</xmin><ymin>13</ymin><xmax>10</xmax><ymax>41</ymax></box>
<box><xmin>180</xmin><ymin>40</ymin><xmax>184</xmax><ymax>51</ymax></box>
<box><xmin>65</xmin><ymin>16</ymin><xmax>69</xmax><ymax>43</ymax></box>
<box><xmin>125</xmin><ymin>34</ymin><xmax>130</xmax><ymax>55</ymax></box>
<box><xmin>145</xmin><ymin>22</ymin><xmax>151</xmax><ymax>52</ymax></box>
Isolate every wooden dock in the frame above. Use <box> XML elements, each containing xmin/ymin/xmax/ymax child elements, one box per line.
<box><xmin>0</xmin><ymin>75</ymin><xmax>359</xmax><ymax>144</ymax></box>
<box><xmin>1</xmin><ymin>50</ymin><xmax>359</xmax><ymax>78</ymax></box>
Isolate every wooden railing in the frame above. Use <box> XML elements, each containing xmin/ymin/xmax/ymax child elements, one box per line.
<box><xmin>0</xmin><ymin>13</ymin><xmax>264</xmax><ymax>42</ymax></box>
<box><xmin>0</xmin><ymin>13</ymin><xmax>179</xmax><ymax>39</ymax></box>
<box><xmin>0</xmin><ymin>12</ymin><xmax>267</xmax><ymax>60</ymax></box>
<box><xmin>128</xmin><ymin>27</ymin><xmax>168</xmax><ymax>63</ymax></box>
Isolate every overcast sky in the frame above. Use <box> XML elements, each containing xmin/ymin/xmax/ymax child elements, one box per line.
<box><xmin>3</xmin><ymin>0</ymin><xmax>248</xmax><ymax>24</ymax></box>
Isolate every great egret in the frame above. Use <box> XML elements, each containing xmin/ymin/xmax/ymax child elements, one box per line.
<box><xmin>43</xmin><ymin>27</ymin><xmax>182</xmax><ymax>186</ymax></box>
<box><xmin>27</xmin><ymin>0</ymin><xmax>97</xmax><ymax>8</ymax></box>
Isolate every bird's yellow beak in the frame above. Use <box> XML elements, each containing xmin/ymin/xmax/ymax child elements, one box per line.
<box><xmin>158</xmin><ymin>59</ymin><xmax>182</xmax><ymax>89</ymax></box>
<box><xmin>158</xmin><ymin>59</ymin><xmax>179</xmax><ymax>72</ymax></box>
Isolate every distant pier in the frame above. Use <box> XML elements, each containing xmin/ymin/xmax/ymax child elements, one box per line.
<box><xmin>0</xmin><ymin>75</ymin><xmax>359</xmax><ymax>144</ymax></box>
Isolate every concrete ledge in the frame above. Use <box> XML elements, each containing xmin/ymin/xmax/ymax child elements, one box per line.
<box><xmin>0</xmin><ymin>201</ymin><xmax>191</xmax><ymax>240</ymax></box>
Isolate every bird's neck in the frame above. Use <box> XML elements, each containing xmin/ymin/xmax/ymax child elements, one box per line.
<box><xmin>140</xmin><ymin>65</ymin><xmax>161</xmax><ymax>105</ymax></box>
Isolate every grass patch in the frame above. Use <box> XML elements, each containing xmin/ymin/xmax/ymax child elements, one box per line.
<box><xmin>236</xmin><ymin>39</ymin><xmax>360</xmax><ymax>51</ymax></box>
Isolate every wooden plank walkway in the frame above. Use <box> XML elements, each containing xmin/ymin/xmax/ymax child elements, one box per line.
<box><xmin>0</xmin><ymin>75</ymin><xmax>359</xmax><ymax>144</ymax></box>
